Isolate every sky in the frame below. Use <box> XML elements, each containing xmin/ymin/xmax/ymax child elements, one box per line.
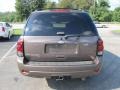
<box><xmin>0</xmin><ymin>0</ymin><xmax>120</xmax><ymax>12</ymax></box>
<box><xmin>109</xmin><ymin>0</ymin><xmax>120</xmax><ymax>10</ymax></box>
<box><xmin>0</xmin><ymin>0</ymin><xmax>16</xmax><ymax>12</ymax></box>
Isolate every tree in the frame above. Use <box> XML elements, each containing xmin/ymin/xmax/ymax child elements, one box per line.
<box><xmin>89</xmin><ymin>0</ymin><xmax>112</xmax><ymax>22</ymax></box>
<box><xmin>112</xmin><ymin>7</ymin><xmax>120</xmax><ymax>22</ymax></box>
<box><xmin>45</xmin><ymin>1</ymin><xmax>57</xmax><ymax>8</ymax></box>
<box><xmin>0</xmin><ymin>12</ymin><xmax>17</xmax><ymax>22</ymax></box>
<box><xmin>58</xmin><ymin>0</ymin><xmax>73</xmax><ymax>8</ymax></box>
<box><xmin>15</xmin><ymin>0</ymin><xmax>24</xmax><ymax>21</ymax></box>
<box><xmin>58</xmin><ymin>0</ymin><xmax>94</xmax><ymax>10</ymax></box>
<box><xmin>96</xmin><ymin>7</ymin><xmax>111</xmax><ymax>21</ymax></box>
<box><xmin>98</xmin><ymin>0</ymin><xmax>110</xmax><ymax>8</ymax></box>
<box><xmin>15</xmin><ymin>0</ymin><xmax>46</xmax><ymax>21</ymax></box>
<box><xmin>30</xmin><ymin>0</ymin><xmax>46</xmax><ymax>11</ymax></box>
<box><xmin>72</xmin><ymin>0</ymin><xmax>94</xmax><ymax>10</ymax></box>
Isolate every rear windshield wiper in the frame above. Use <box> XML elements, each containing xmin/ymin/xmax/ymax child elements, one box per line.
<box><xmin>64</xmin><ymin>34</ymin><xmax>81</xmax><ymax>39</ymax></box>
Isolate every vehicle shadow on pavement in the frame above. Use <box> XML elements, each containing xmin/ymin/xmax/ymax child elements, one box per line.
<box><xmin>0</xmin><ymin>36</ymin><xmax>20</xmax><ymax>42</ymax></box>
<box><xmin>47</xmin><ymin>50</ymin><xmax>120</xmax><ymax>90</ymax></box>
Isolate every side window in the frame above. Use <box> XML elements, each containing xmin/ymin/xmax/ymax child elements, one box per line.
<box><xmin>6</xmin><ymin>23</ymin><xmax>10</xmax><ymax>27</ymax></box>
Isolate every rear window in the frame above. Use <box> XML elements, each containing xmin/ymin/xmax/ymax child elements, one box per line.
<box><xmin>25</xmin><ymin>12</ymin><xmax>97</xmax><ymax>36</ymax></box>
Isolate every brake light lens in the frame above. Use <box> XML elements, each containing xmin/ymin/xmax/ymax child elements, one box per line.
<box><xmin>17</xmin><ymin>36</ymin><xmax>24</xmax><ymax>57</ymax></box>
<box><xmin>97</xmin><ymin>39</ymin><xmax>104</xmax><ymax>56</ymax></box>
<box><xmin>2</xmin><ymin>27</ymin><xmax>5</xmax><ymax>32</ymax></box>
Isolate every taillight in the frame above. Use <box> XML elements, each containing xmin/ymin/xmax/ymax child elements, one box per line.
<box><xmin>97</xmin><ymin>39</ymin><xmax>104</xmax><ymax>56</ymax></box>
<box><xmin>2</xmin><ymin>27</ymin><xmax>5</xmax><ymax>32</ymax></box>
<box><xmin>17</xmin><ymin>36</ymin><xmax>24</xmax><ymax>57</ymax></box>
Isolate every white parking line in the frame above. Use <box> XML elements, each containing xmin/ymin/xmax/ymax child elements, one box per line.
<box><xmin>0</xmin><ymin>43</ymin><xmax>17</xmax><ymax>63</ymax></box>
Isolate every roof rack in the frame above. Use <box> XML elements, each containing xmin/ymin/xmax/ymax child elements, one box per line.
<box><xmin>45</xmin><ymin>8</ymin><xmax>78</xmax><ymax>10</ymax></box>
<box><xmin>35</xmin><ymin>8</ymin><xmax>79</xmax><ymax>11</ymax></box>
<box><xmin>34</xmin><ymin>8</ymin><xmax>89</xmax><ymax>13</ymax></box>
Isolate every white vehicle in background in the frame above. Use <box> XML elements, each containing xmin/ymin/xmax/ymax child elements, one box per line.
<box><xmin>94</xmin><ymin>21</ymin><xmax>107</xmax><ymax>28</ymax></box>
<box><xmin>0</xmin><ymin>22</ymin><xmax>13</xmax><ymax>40</ymax></box>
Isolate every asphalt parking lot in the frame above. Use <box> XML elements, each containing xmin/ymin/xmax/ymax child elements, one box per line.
<box><xmin>0</xmin><ymin>26</ymin><xmax>120</xmax><ymax>90</ymax></box>
<box><xmin>0</xmin><ymin>36</ymin><xmax>19</xmax><ymax>57</ymax></box>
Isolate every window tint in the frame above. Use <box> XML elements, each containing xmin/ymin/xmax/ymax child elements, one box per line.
<box><xmin>6</xmin><ymin>23</ymin><xmax>10</xmax><ymax>27</ymax></box>
<box><xmin>25</xmin><ymin>12</ymin><xmax>97</xmax><ymax>36</ymax></box>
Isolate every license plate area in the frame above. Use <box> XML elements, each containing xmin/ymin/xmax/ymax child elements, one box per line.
<box><xmin>45</xmin><ymin>44</ymin><xmax>78</xmax><ymax>54</ymax></box>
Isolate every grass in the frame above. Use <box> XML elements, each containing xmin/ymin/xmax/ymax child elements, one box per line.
<box><xmin>13</xmin><ymin>29</ymin><xmax>22</xmax><ymax>36</ymax></box>
<box><xmin>112</xmin><ymin>30</ymin><xmax>120</xmax><ymax>34</ymax></box>
<box><xmin>115</xmin><ymin>24</ymin><xmax>120</xmax><ymax>26</ymax></box>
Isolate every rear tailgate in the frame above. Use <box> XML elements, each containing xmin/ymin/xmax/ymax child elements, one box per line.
<box><xmin>24</xmin><ymin>36</ymin><xmax>98</xmax><ymax>62</ymax></box>
<box><xmin>23</xmin><ymin>12</ymin><xmax>99</xmax><ymax>62</ymax></box>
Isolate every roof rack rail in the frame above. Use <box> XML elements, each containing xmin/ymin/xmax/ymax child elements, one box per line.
<box><xmin>34</xmin><ymin>8</ymin><xmax>89</xmax><ymax>13</ymax></box>
<box><xmin>45</xmin><ymin>8</ymin><xmax>78</xmax><ymax>10</ymax></box>
<box><xmin>35</xmin><ymin>8</ymin><xmax>79</xmax><ymax>11</ymax></box>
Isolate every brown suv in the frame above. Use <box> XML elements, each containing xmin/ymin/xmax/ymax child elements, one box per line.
<box><xmin>17</xmin><ymin>9</ymin><xmax>104</xmax><ymax>80</ymax></box>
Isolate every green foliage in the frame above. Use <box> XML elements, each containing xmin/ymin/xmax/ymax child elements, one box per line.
<box><xmin>44</xmin><ymin>1</ymin><xmax>57</xmax><ymax>9</ymax></box>
<box><xmin>98</xmin><ymin>0</ymin><xmax>110</xmax><ymax>8</ymax></box>
<box><xmin>112</xmin><ymin>7</ymin><xmax>120</xmax><ymax>22</ymax></box>
<box><xmin>13</xmin><ymin>29</ymin><xmax>22</xmax><ymax>36</ymax></box>
<box><xmin>15</xmin><ymin>0</ymin><xmax>46</xmax><ymax>21</ymax></box>
<box><xmin>58</xmin><ymin>0</ymin><xmax>94</xmax><ymax>10</ymax></box>
<box><xmin>29</xmin><ymin>0</ymin><xmax>46</xmax><ymax>11</ymax></box>
<box><xmin>72</xmin><ymin>0</ymin><xmax>94</xmax><ymax>10</ymax></box>
<box><xmin>89</xmin><ymin>0</ymin><xmax>112</xmax><ymax>22</ymax></box>
<box><xmin>0</xmin><ymin>12</ymin><xmax>18</xmax><ymax>22</ymax></box>
<box><xmin>112</xmin><ymin>30</ymin><xmax>120</xmax><ymax>35</ymax></box>
<box><xmin>15</xmin><ymin>0</ymin><xmax>25</xmax><ymax>21</ymax></box>
<box><xmin>58</xmin><ymin>0</ymin><xmax>73</xmax><ymax>8</ymax></box>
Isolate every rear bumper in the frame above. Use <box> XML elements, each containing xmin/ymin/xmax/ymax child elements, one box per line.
<box><xmin>17</xmin><ymin>57</ymin><xmax>103</xmax><ymax>78</ymax></box>
<box><xmin>0</xmin><ymin>32</ymin><xmax>8</xmax><ymax>38</ymax></box>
